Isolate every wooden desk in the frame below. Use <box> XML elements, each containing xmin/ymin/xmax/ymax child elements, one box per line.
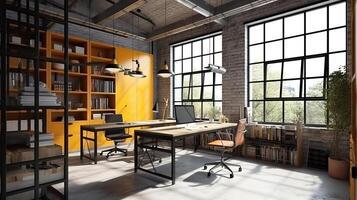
<box><xmin>134</xmin><ymin>122</ymin><xmax>237</xmax><ymax>185</ymax></box>
<box><xmin>80</xmin><ymin>120</ymin><xmax>176</xmax><ymax>164</ymax></box>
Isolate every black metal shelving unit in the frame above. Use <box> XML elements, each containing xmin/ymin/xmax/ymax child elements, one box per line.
<box><xmin>1</xmin><ymin>0</ymin><xmax>69</xmax><ymax>199</ymax></box>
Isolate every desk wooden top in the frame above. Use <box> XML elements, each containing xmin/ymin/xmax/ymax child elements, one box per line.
<box><xmin>80</xmin><ymin>120</ymin><xmax>176</xmax><ymax>132</ymax></box>
<box><xmin>135</xmin><ymin>122</ymin><xmax>237</xmax><ymax>138</ymax></box>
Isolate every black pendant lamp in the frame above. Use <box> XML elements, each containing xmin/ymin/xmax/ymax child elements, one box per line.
<box><xmin>104</xmin><ymin>59</ymin><xmax>123</xmax><ymax>74</ymax></box>
<box><xmin>157</xmin><ymin>0</ymin><xmax>174</xmax><ymax>78</ymax></box>
<box><xmin>129</xmin><ymin>60</ymin><xmax>146</xmax><ymax>78</ymax></box>
<box><xmin>104</xmin><ymin>13</ymin><xmax>123</xmax><ymax>74</ymax></box>
<box><xmin>157</xmin><ymin>60</ymin><xmax>174</xmax><ymax>78</ymax></box>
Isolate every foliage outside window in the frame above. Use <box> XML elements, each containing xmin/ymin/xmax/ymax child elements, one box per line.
<box><xmin>172</xmin><ymin>33</ymin><xmax>222</xmax><ymax>119</ymax></box>
<box><xmin>247</xmin><ymin>1</ymin><xmax>346</xmax><ymax>126</ymax></box>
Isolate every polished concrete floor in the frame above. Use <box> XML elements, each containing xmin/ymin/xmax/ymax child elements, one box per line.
<box><xmin>59</xmin><ymin>148</ymin><xmax>348</xmax><ymax>200</ymax></box>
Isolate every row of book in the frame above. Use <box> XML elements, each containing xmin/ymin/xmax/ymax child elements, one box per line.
<box><xmin>91</xmin><ymin>79</ymin><xmax>114</xmax><ymax>93</ymax></box>
<box><xmin>246</xmin><ymin>124</ymin><xmax>284</xmax><ymax>141</ymax></box>
<box><xmin>244</xmin><ymin>145</ymin><xmax>296</xmax><ymax>165</ymax></box>
<box><xmin>92</xmin><ymin>97</ymin><xmax>110</xmax><ymax>109</ymax></box>
<box><xmin>18</xmin><ymin>83</ymin><xmax>60</xmax><ymax>106</ymax></box>
<box><xmin>52</xmin><ymin>81</ymin><xmax>73</xmax><ymax>91</ymax></box>
<box><xmin>9</xmin><ymin>72</ymin><xmax>25</xmax><ymax>89</ymax></box>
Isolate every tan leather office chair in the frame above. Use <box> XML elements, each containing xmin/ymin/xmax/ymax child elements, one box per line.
<box><xmin>203</xmin><ymin>119</ymin><xmax>247</xmax><ymax>178</ymax></box>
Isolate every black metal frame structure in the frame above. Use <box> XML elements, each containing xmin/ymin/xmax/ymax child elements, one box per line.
<box><xmin>0</xmin><ymin>0</ymin><xmax>69</xmax><ymax>199</ymax></box>
<box><xmin>134</xmin><ymin>123</ymin><xmax>237</xmax><ymax>185</ymax></box>
<box><xmin>172</xmin><ymin>32</ymin><xmax>223</xmax><ymax>119</ymax></box>
<box><xmin>247</xmin><ymin>0</ymin><xmax>347</xmax><ymax>127</ymax></box>
<box><xmin>79</xmin><ymin>120</ymin><xmax>175</xmax><ymax>164</ymax></box>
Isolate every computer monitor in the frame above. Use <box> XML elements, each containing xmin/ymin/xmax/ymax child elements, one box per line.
<box><xmin>174</xmin><ymin>105</ymin><xmax>196</xmax><ymax>124</ymax></box>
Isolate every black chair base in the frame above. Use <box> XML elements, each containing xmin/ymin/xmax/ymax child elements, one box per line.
<box><xmin>100</xmin><ymin>147</ymin><xmax>128</xmax><ymax>158</ymax></box>
<box><xmin>203</xmin><ymin>157</ymin><xmax>242</xmax><ymax>178</ymax></box>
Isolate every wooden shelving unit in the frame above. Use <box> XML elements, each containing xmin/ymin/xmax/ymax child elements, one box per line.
<box><xmin>240</xmin><ymin>124</ymin><xmax>298</xmax><ymax>166</ymax></box>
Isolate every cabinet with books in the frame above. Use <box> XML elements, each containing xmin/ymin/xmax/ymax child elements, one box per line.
<box><xmin>242</xmin><ymin>124</ymin><xmax>298</xmax><ymax>166</ymax></box>
<box><xmin>48</xmin><ymin>32</ymin><xmax>90</xmax><ymax>122</ymax></box>
<box><xmin>89</xmin><ymin>41</ymin><xmax>116</xmax><ymax>120</ymax></box>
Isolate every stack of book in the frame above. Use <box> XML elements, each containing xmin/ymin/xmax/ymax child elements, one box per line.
<box><xmin>18</xmin><ymin>83</ymin><xmax>60</xmax><ymax>106</ymax></box>
<box><xmin>29</xmin><ymin>133</ymin><xmax>54</xmax><ymax>148</ymax></box>
<box><xmin>6</xmin><ymin>131</ymin><xmax>54</xmax><ymax>148</ymax></box>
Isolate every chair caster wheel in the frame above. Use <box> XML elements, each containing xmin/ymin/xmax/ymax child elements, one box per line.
<box><xmin>230</xmin><ymin>174</ymin><xmax>234</xmax><ymax>178</ymax></box>
<box><xmin>207</xmin><ymin>172</ymin><xmax>211</xmax><ymax>177</ymax></box>
<box><xmin>203</xmin><ymin>166</ymin><xmax>207</xmax><ymax>170</ymax></box>
<box><xmin>238</xmin><ymin>167</ymin><xmax>242</xmax><ymax>172</ymax></box>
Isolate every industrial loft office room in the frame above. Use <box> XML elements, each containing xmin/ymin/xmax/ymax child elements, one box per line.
<box><xmin>1</xmin><ymin>0</ymin><xmax>357</xmax><ymax>199</ymax></box>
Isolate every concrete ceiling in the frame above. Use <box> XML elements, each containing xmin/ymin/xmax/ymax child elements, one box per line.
<box><xmin>29</xmin><ymin>0</ymin><xmax>276</xmax><ymax>41</ymax></box>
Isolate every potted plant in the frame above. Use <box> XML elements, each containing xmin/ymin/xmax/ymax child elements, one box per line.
<box><xmin>326</xmin><ymin>66</ymin><xmax>351</xmax><ymax>179</ymax></box>
<box><xmin>206</xmin><ymin>106</ymin><xmax>221</xmax><ymax>122</ymax></box>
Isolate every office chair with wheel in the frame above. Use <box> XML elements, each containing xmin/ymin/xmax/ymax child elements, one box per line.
<box><xmin>100</xmin><ymin>114</ymin><xmax>132</xmax><ymax>158</ymax></box>
<box><xmin>203</xmin><ymin>118</ymin><xmax>247</xmax><ymax>178</ymax></box>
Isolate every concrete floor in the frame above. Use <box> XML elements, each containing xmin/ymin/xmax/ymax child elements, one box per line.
<box><xmin>58</xmin><ymin>148</ymin><xmax>348</xmax><ymax>200</ymax></box>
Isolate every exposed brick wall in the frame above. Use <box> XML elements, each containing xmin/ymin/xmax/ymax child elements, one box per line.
<box><xmin>154</xmin><ymin>0</ymin><xmax>352</xmax><ymax>161</ymax></box>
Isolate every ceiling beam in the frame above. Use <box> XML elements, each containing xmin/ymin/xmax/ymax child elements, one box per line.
<box><xmin>148</xmin><ymin>0</ymin><xmax>278</xmax><ymax>41</ymax></box>
<box><xmin>175</xmin><ymin>0</ymin><xmax>225</xmax><ymax>25</ymax></box>
<box><xmin>105</xmin><ymin>0</ymin><xmax>156</xmax><ymax>27</ymax></box>
<box><xmin>92</xmin><ymin>0</ymin><xmax>146</xmax><ymax>24</ymax></box>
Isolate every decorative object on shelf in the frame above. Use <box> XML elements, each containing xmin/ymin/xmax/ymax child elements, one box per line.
<box><xmin>74</xmin><ymin>45</ymin><xmax>85</xmax><ymax>54</ymax></box>
<box><xmin>161</xmin><ymin>97</ymin><xmax>169</xmax><ymax>121</ymax></box>
<box><xmin>326</xmin><ymin>66</ymin><xmax>350</xmax><ymax>179</ymax></box>
<box><xmin>158</xmin><ymin>60</ymin><xmax>174</xmax><ymax>78</ymax></box>
<box><xmin>11</xmin><ymin>36</ymin><xmax>22</xmax><ymax>44</ymax></box>
<box><xmin>157</xmin><ymin>0</ymin><xmax>174</xmax><ymax>78</ymax></box>
<box><xmin>92</xmin><ymin>113</ymin><xmax>102</xmax><ymax>120</ymax></box>
<box><xmin>53</xmin><ymin>43</ymin><xmax>63</xmax><ymax>51</ymax></box>
<box><xmin>53</xmin><ymin>63</ymin><xmax>65</xmax><ymax>70</ymax></box>
<box><xmin>218</xmin><ymin>114</ymin><xmax>229</xmax><ymax>123</ymax></box>
<box><xmin>129</xmin><ymin>59</ymin><xmax>146</xmax><ymax>78</ymax></box>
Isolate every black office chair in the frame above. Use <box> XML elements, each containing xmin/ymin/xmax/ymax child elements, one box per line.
<box><xmin>100</xmin><ymin>114</ymin><xmax>132</xmax><ymax>158</ymax></box>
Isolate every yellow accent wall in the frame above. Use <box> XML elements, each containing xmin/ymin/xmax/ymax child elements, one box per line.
<box><xmin>47</xmin><ymin>45</ymin><xmax>154</xmax><ymax>152</ymax></box>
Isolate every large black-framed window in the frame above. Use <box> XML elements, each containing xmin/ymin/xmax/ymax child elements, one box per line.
<box><xmin>172</xmin><ymin>32</ymin><xmax>222</xmax><ymax>119</ymax></box>
<box><xmin>247</xmin><ymin>1</ymin><xmax>346</xmax><ymax>126</ymax></box>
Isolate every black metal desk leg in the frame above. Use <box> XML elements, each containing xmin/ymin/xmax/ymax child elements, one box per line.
<box><xmin>171</xmin><ymin>138</ymin><xmax>175</xmax><ymax>185</ymax></box>
<box><xmin>94</xmin><ymin>130</ymin><xmax>97</xmax><ymax>164</ymax></box>
<box><xmin>134</xmin><ymin>133</ymin><xmax>138</xmax><ymax>173</ymax></box>
<box><xmin>80</xmin><ymin>128</ymin><xmax>83</xmax><ymax>160</ymax></box>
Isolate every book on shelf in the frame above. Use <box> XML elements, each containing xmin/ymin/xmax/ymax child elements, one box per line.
<box><xmin>247</xmin><ymin>124</ymin><xmax>283</xmax><ymax>142</ymax></box>
<box><xmin>91</xmin><ymin>79</ymin><xmax>114</xmax><ymax>93</ymax></box>
<box><xmin>91</xmin><ymin>97</ymin><xmax>110</xmax><ymax>109</ymax></box>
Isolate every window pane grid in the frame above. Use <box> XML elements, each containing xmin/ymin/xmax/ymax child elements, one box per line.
<box><xmin>248</xmin><ymin>1</ymin><xmax>346</xmax><ymax>126</ymax></box>
<box><xmin>172</xmin><ymin>33</ymin><xmax>223</xmax><ymax>119</ymax></box>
